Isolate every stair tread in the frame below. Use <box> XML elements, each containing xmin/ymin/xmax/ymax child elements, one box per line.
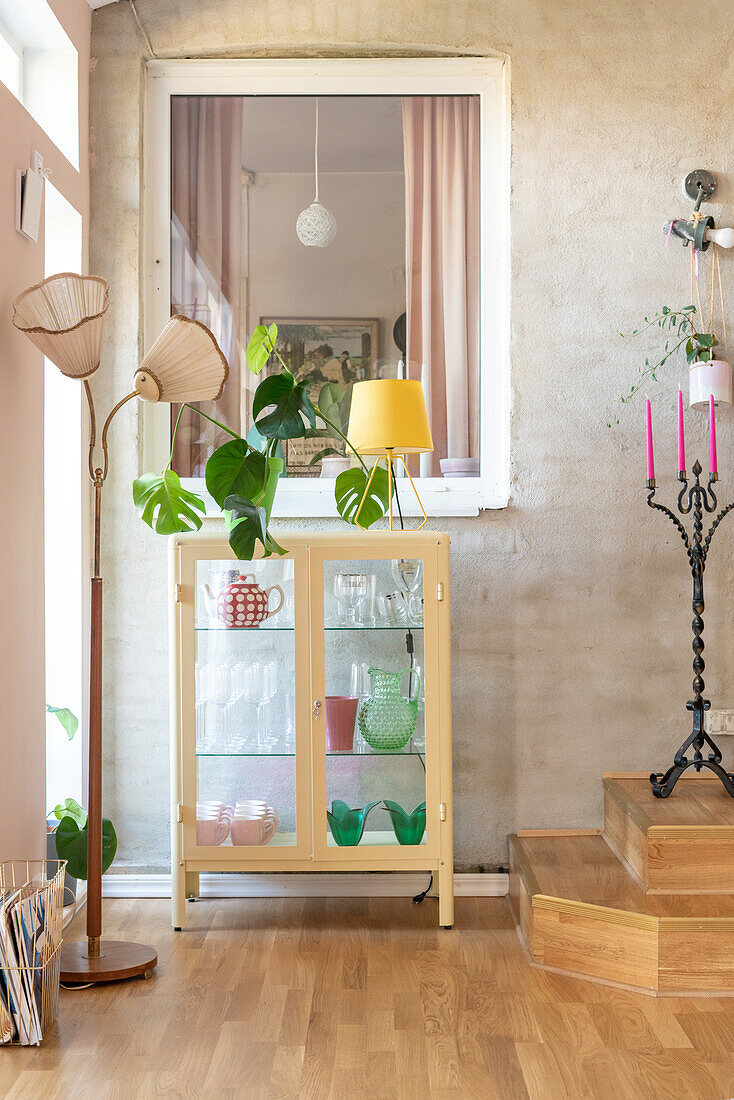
<box><xmin>513</xmin><ymin>831</ymin><xmax>734</xmax><ymax>917</ymax></box>
<box><xmin>606</xmin><ymin>775</ymin><xmax>734</xmax><ymax>830</ymax></box>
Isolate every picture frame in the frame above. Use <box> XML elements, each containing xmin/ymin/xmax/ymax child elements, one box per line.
<box><xmin>259</xmin><ymin>317</ymin><xmax>380</xmax><ymax>475</ymax></box>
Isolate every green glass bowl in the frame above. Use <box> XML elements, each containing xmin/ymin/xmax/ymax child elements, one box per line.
<box><xmin>383</xmin><ymin>800</ymin><xmax>426</xmax><ymax>845</ymax></box>
<box><xmin>326</xmin><ymin>800</ymin><xmax>379</xmax><ymax>846</ymax></box>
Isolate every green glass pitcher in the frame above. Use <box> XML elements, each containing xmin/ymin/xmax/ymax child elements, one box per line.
<box><xmin>358</xmin><ymin>667</ymin><xmax>420</xmax><ymax>751</ymax></box>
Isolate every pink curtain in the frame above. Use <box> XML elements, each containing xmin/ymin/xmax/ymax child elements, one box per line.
<box><xmin>171</xmin><ymin>96</ymin><xmax>243</xmax><ymax>476</ymax></box>
<box><xmin>402</xmin><ymin>96</ymin><xmax>480</xmax><ymax>476</ymax></box>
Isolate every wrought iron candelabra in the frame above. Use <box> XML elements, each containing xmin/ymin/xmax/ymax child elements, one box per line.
<box><xmin>647</xmin><ymin>460</ymin><xmax>734</xmax><ymax>798</ymax></box>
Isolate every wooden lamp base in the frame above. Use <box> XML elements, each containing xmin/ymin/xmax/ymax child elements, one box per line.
<box><xmin>61</xmin><ymin>939</ymin><xmax>158</xmax><ymax>984</ymax></box>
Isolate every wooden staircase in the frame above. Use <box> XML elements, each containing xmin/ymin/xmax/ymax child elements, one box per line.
<box><xmin>508</xmin><ymin>773</ymin><xmax>734</xmax><ymax>995</ymax></box>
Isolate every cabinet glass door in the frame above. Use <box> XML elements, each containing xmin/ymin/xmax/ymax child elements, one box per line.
<box><xmin>312</xmin><ymin>552</ymin><xmax>436</xmax><ymax>856</ymax></box>
<box><xmin>190</xmin><ymin>554</ymin><xmax>306</xmax><ymax>854</ymax></box>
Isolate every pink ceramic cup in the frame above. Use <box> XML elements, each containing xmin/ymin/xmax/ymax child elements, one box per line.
<box><xmin>325</xmin><ymin>696</ymin><xmax>358</xmax><ymax>752</ymax></box>
<box><xmin>196</xmin><ymin>816</ymin><xmax>230</xmax><ymax>845</ymax></box>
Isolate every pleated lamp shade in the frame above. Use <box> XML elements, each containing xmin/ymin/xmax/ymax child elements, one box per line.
<box><xmin>12</xmin><ymin>273</ymin><xmax>109</xmax><ymax>379</ymax></box>
<box><xmin>134</xmin><ymin>315</ymin><xmax>229</xmax><ymax>403</ymax></box>
<box><xmin>347</xmin><ymin>379</ymin><xmax>433</xmax><ymax>455</ymax></box>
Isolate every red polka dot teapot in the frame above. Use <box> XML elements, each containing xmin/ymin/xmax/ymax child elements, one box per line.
<box><xmin>202</xmin><ymin>573</ymin><xmax>284</xmax><ymax>629</ymax></box>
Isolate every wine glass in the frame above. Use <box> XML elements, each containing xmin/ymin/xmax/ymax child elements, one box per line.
<box><xmin>333</xmin><ymin>574</ymin><xmax>368</xmax><ymax>626</ymax></box>
<box><xmin>391</xmin><ymin>559</ymin><xmax>422</xmax><ymax>598</ymax></box>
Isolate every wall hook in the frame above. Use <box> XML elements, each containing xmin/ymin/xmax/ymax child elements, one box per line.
<box><xmin>666</xmin><ymin>170</ymin><xmax>734</xmax><ymax>251</ymax></box>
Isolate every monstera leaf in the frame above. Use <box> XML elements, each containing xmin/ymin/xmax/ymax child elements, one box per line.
<box><xmin>246</xmin><ymin>322</ymin><xmax>278</xmax><ymax>375</ymax></box>
<box><xmin>224</xmin><ymin>492</ymin><xmax>286</xmax><ymax>560</ymax></box>
<box><xmin>133</xmin><ymin>469</ymin><xmax>206</xmax><ymax>534</ymax></box>
<box><xmin>51</xmin><ymin>797</ymin><xmax>87</xmax><ymax>828</ymax></box>
<box><xmin>55</xmin><ymin>814</ymin><xmax>118</xmax><ymax>880</ymax></box>
<box><xmin>334</xmin><ymin>465</ymin><xmax>390</xmax><ymax>528</ymax></box>
<box><xmin>205</xmin><ymin>439</ymin><xmax>267</xmax><ymax>510</ymax></box>
<box><xmin>253</xmin><ymin>372</ymin><xmax>316</xmax><ymax>440</ymax></box>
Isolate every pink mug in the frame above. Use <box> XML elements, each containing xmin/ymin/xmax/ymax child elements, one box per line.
<box><xmin>231</xmin><ymin>806</ymin><xmax>277</xmax><ymax>846</ymax></box>
<box><xmin>196</xmin><ymin>816</ymin><xmax>231</xmax><ymax>845</ymax></box>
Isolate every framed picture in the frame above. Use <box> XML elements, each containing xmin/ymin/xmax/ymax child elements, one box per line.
<box><xmin>259</xmin><ymin>317</ymin><xmax>380</xmax><ymax>475</ymax></box>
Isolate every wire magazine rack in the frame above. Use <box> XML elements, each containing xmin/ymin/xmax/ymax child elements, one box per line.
<box><xmin>0</xmin><ymin>860</ymin><xmax>66</xmax><ymax>1045</ymax></box>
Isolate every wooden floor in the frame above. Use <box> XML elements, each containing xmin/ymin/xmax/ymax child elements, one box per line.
<box><xmin>4</xmin><ymin>897</ymin><xmax>734</xmax><ymax>1099</ymax></box>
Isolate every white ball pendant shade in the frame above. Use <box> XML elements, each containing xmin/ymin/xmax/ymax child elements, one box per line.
<box><xmin>296</xmin><ymin>201</ymin><xmax>337</xmax><ymax>247</ymax></box>
<box><xmin>134</xmin><ymin>315</ymin><xmax>229</xmax><ymax>403</ymax></box>
<box><xmin>12</xmin><ymin>272</ymin><xmax>109</xmax><ymax>378</ymax></box>
<box><xmin>297</xmin><ymin>98</ymin><xmax>337</xmax><ymax>248</ymax></box>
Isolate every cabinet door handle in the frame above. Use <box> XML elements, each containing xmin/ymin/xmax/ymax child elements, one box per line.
<box><xmin>312</xmin><ymin>699</ymin><xmax>322</xmax><ymax>718</ymax></box>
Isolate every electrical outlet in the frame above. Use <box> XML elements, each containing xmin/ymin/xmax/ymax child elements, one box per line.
<box><xmin>706</xmin><ymin>709</ymin><xmax>734</xmax><ymax>735</ymax></box>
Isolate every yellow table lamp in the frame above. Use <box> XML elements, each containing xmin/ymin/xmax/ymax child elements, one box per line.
<box><xmin>347</xmin><ymin>379</ymin><xmax>433</xmax><ymax>530</ymax></box>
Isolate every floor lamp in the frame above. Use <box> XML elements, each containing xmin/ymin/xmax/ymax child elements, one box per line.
<box><xmin>13</xmin><ymin>273</ymin><xmax>228</xmax><ymax>983</ymax></box>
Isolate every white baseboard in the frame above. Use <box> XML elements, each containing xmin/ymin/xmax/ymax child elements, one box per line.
<box><xmin>102</xmin><ymin>871</ymin><xmax>508</xmax><ymax>899</ymax></box>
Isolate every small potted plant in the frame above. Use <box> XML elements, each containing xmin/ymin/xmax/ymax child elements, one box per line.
<box><xmin>611</xmin><ymin>305</ymin><xmax>731</xmax><ymax>423</ymax></box>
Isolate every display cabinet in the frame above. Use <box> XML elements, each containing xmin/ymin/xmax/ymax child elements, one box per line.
<box><xmin>169</xmin><ymin>530</ymin><xmax>453</xmax><ymax>928</ymax></box>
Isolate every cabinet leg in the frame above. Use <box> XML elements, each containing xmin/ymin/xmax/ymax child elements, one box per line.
<box><xmin>185</xmin><ymin>871</ymin><xmax>200</xmax><ymax>899</ymax></box>
<box><xmin>438</xmin><ymin>861</ymin><xmax>454</xmax><ymax>928</ymax></box>
<box><xmin>172</xmin><ymin>863</ymin><xmax>186</xmax><ymax>930</ymax></box>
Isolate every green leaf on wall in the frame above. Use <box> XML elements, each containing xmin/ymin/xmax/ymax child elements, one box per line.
<box><xmin>132</xmin><ymin>469</ymin><xmax>206</xmax><ymax>534</ymax></box>
<box><xmin>46</xmin><ymin>705</ymin><xmax>78</xmax><ymax>741</ymax></box>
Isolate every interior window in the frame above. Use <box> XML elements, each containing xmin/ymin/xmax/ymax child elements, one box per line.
<box><xmin>170</xmin><ymin>93</ymin><xmax>480</xmax><ymax>480</ymax></box>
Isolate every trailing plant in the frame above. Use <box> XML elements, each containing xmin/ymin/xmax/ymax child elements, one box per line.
<box><xmin>46</xmin><ymin>704</ymin><xmax>78</xmax><ymax>741</ymax></box>
<box><xmin>609</xmin><ymin>305</ymin><xmax>719</xmax><ymax>425</ymax></box>
<box><xmin>133</xmin><ymin>323</ymin><xmax>390</xmax><ymax>557</ymax></box>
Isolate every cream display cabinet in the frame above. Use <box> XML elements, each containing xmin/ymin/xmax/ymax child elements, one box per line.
<box><xmin>169</xmin><ymin>530</ymin><xmax>453</xmax><ymax>928</ymax></box>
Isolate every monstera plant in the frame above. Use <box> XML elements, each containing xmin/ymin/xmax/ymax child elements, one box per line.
<box><xmin>133</xmin><ymin>323</ymin><xmax>390</xmax><ymax>557</ymax></box>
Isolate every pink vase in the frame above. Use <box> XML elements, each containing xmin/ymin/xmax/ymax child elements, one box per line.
<box><xmin>325</xmin><ymin>696</ymin><xmax>358</xmax><ymax>752</ymax></box>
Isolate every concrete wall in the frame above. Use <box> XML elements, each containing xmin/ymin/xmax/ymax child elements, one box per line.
<box><xmin>89</xmin><ymin>0</ymin><xmax>734</xmax><ymax>872</ymax></box>
<box><xmin>0</xmin><ymin>0</ymin><xmax>90</xmax><ymax>858</ymax></box>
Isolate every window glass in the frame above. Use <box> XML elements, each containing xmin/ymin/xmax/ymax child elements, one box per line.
<box><xmin>170</xmin><ymin>94</ymin><xmax>480</xmax><ymax>480</ymax></box>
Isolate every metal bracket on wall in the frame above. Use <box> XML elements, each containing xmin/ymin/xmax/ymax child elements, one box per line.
<box><xmin>666</xmin><ymin>169</ymin><xmax>733</xmax><ymax>252</ymax></box>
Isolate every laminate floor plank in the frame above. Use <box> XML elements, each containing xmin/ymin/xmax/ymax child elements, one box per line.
<box><xmin>1</xmin><ymin>897</ymin><xmax>733</xmax><ymax>1099</ymax></box>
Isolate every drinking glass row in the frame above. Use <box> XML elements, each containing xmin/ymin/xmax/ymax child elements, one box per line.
<box><xmin>195</xmin><ymin>658</ymin><xmax>425</xmax><ymax>755</ymax></box>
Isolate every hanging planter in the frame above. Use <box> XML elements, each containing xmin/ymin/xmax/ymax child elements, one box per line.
<box><xmin>690</xmin><ymin>359</ymin><xmax>732</xmax><ymax>410</ymax></box>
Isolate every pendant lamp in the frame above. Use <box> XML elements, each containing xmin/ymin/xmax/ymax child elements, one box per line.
<box><xmin>296</xmin><ymin>98</ymin><xmax>337</xmax><ymax>248</ymax></box>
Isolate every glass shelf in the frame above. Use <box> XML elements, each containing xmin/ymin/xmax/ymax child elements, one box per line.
<box><xmin>195</xmin><ymin>624</ymin><xmax>423</xmax><ymax>632</ymax></box>
<box><xmin>196</xmin><ymin>748</ymin><xmax>425</xmax><ymax>758</ymax></box>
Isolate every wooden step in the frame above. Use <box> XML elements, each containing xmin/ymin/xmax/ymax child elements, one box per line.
<box><xmin>508</xmin><ymin>830</ymin><xmax>734</xmax><ymax>994</ymax></box>
<box><xmin>604</xmin><ymin>773</ymin><xmax>734</xmax><ymax>893</ymax></box>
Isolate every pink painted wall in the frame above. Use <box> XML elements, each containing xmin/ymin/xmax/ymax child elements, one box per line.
<box><xmin>0</xmin><ymin>0</ymin><xmax>90</xmax><ymax>859</ymax></box>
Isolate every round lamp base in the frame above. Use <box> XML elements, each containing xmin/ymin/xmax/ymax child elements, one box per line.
<box><xmin>61</xmin><ymin>940</ymin><xmax>158</xmax><ymax>984</ymax></box>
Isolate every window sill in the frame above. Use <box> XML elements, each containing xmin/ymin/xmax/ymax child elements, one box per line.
<box><xmin>182</xmin><ymin>476</ymin><xmax>508</xmax><ymax>520</ymax></box>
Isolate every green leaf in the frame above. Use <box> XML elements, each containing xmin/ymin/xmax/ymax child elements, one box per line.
<box><xmin>223</xmin><ymin>494</ymin><xmax>269</xmax><ymax>560</ymax></box>
<box><xmin>205</xmin><ymin>439</ymin><xmax>266</xmax><ymax>510</ymax></box>
<box><xmin>253</xmin><ymin>372</ymin><xmax>317</xmax><ymax>439</ymax></box>
<box><xmin>308</xmin><ymin>447</ymin><xmax>343</xmax><ymax>467</ymax></box>
<box><xmin>52</xmin><ymin>797</ymin><xmax>87</xmax><ymax>828</ymax></box>
<box><xmin>697</xmin><ymin>333</ymin><xmax>715</xmax><ymax>348</ymax></box>
<box><xmin>334</xmin><ymin>465</ymin><xmax>390</xmax><ymax>528</ymax></box>
<box><xmin>133</xmin><ymin>469</ymin><xmax>206</xmax><ymax>535</ymax></box>
<box><xmin>246</xmin><ymin>323</ymin><xmax>278</xmax><ymax>375</ymax></box>
<box><xmin>46</xmin><ymin>705</ymin><xmax>78</xmax><ymax>741</ymax></box>
<box><xmin>54</xmin><ymin>815</ymin><xmax>117</xmax><ymax>879</ymax></box>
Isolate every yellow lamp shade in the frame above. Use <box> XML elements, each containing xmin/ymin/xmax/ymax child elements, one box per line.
<box><xmin>347</xmin><ymin>379</ymin><xmax>433</xmax><ymax>455</ymax></box>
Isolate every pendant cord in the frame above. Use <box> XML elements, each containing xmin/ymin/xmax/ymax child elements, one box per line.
<box><xmin>313</xmin><ymin>98</ymin><xmax>320</xmax><ymax>203</ymax></box>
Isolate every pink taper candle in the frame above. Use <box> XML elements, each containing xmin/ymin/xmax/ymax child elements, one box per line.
<box><xmin>677</xmin><ymin>387</ymin><xmax>686</xmax><ymax>474</ymax></box>
<box><xmin>646</xmin><ymin>397</ymin><xmax>655</xmax><ymax>482</ymax></box>
<box><xmin>709</xmin><ymin>393</ymin><xmax>718</xmax><ymax>476</ymax></box>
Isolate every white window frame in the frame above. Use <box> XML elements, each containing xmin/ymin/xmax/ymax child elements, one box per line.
<box><xmin>143</xmin><ymin>57</ymin><xmax>510</xmax><ymax>517</ymax></box>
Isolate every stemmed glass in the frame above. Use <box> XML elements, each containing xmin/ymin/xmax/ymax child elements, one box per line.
<box><xmin>243</xmin><ymin>661</ymin><xmax>278</xmax><ymax>752</ymax></box>
<box><xmin>391</xmin><ymin>559</ymin><xmax>423</xmax><ymax>618</ymax></box>
<box><xmin>333</xmin><ymin>574</ymin><xmax>368</xmax><ymax>626</ymax></box>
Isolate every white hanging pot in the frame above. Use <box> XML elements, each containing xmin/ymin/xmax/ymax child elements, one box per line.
<box><xmin>319</xmin><ymin>455</ymin><xmax>352</xmax><ymax>478</ymax></box>
<box><xmin>689</xmin><ymin>360</ymin><xmax>733</xmax><ymax>410</ymax></box>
